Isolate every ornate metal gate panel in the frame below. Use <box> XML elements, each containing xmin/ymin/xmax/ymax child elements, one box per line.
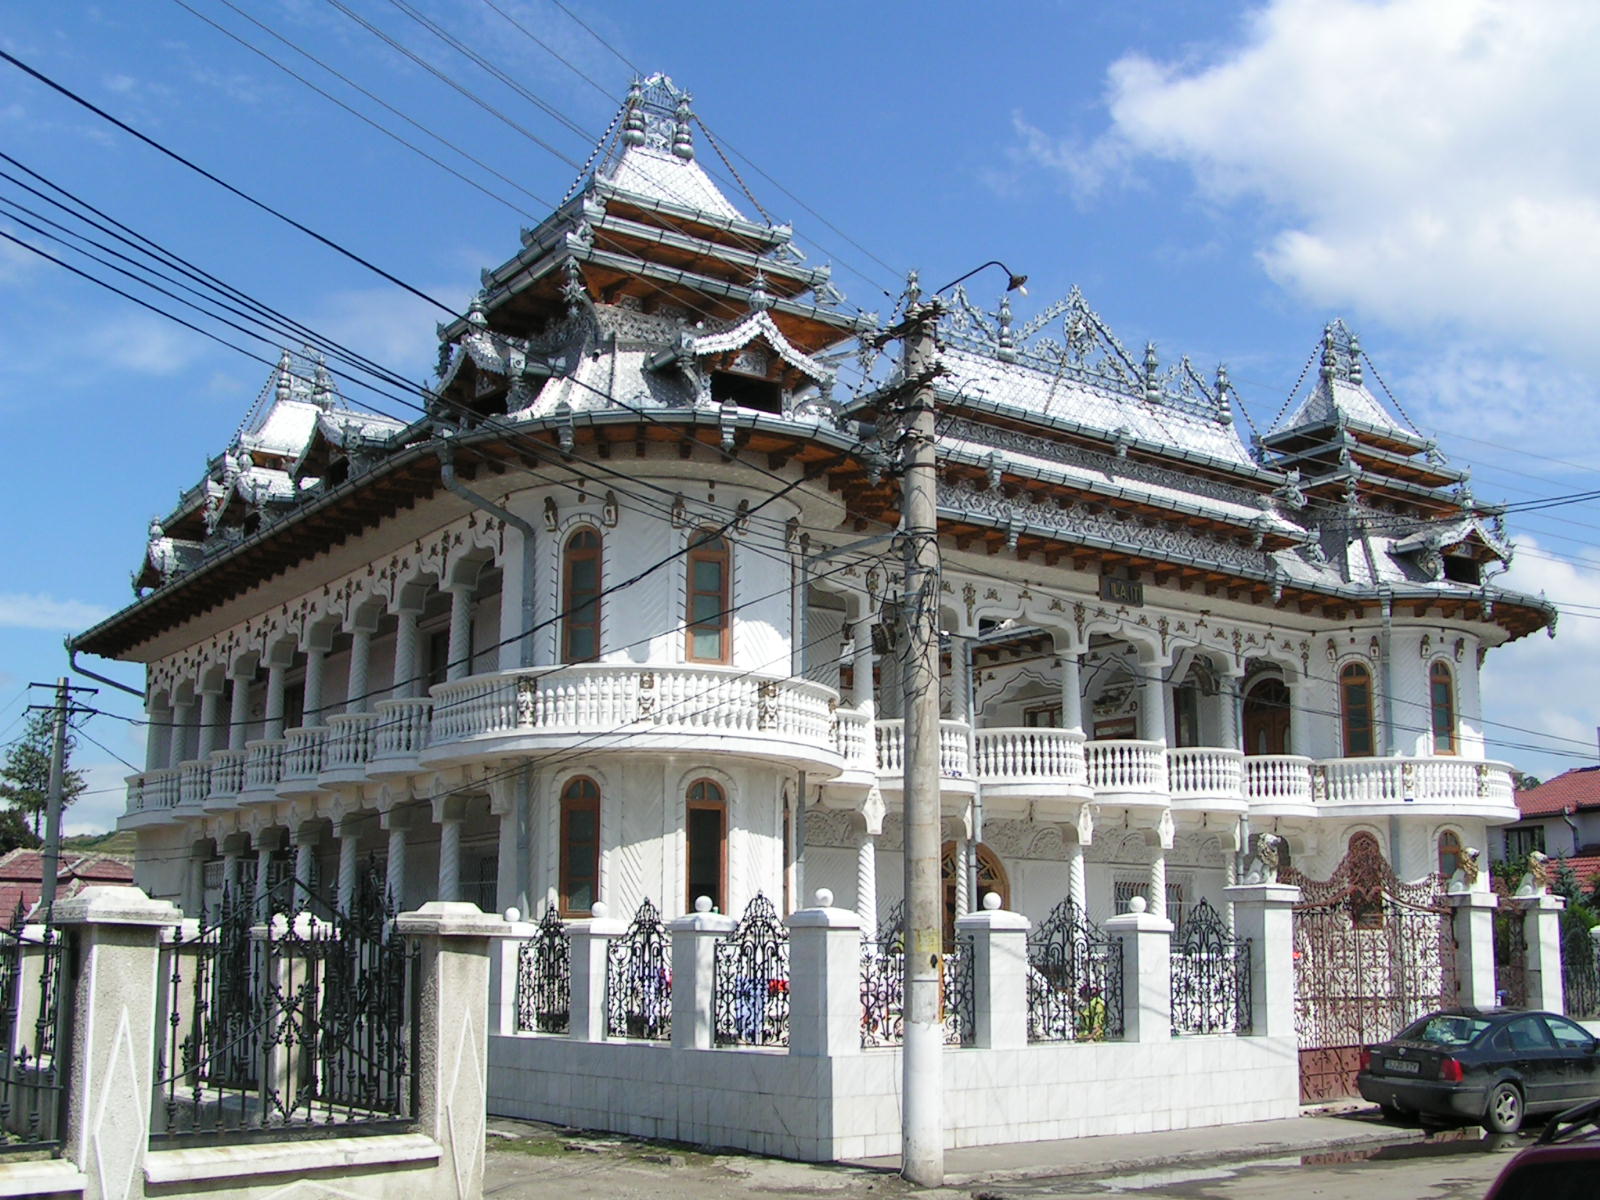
<box><xmin>1285</xmin><ymin>838</ymin><xmax>1455</xmax><ymax>1103</ymax></box>
<box><xmin>1491</xmin><ymin>877</ymin><xmax>1528</xmax><ymax>1010</ymax></box>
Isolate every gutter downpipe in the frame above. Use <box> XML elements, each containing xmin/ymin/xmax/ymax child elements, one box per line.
<box><xmin>437</xmin><ymin>434</ymin><xmax>538</xmax><ymax>916</ymax></box>
<box><xmin>965</xmin><ymin>633</ymin><xmax>981</xmax><ymax>911</ymax></box>
<box><xmin>65</xmin><ymin>645</ymin><xmax>145</xmax><ymax>699</ymax></box>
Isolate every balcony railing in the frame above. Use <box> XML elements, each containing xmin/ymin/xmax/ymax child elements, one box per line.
<box><xmin>324</xmin><ymin>712</ymin><xmax>380</xmax><ymax>772</ymax></box>
<box><xmin>1317</xmin><ymin>756</ymin><xmax>1515</xmax><ymax>808</ymax></box>
<box><xmin>973</xmin><ymin>727</ymin><xmax>1088</xmax><ymax>786</ymax></box>
<box><xmin>243</xmin><ymin>739</ymin><xmax>288</xmax><ymax>791</ymax></box>
<box><xmin>178</xmin><ymin>760</ymin><xmax>211</xmax><ymax>808</ymax></box>
<box><xmin>282</xmin><ymin>726</ymin><xmax>330</xmax><ymax>781</ymax></box>
<box><xmin>1167</xmin><ymin>747</ymin><xmax>1244</xmax><ymax>803</ymax></box>
<box><xmin>1243</xmin><ymin>755</ymin><xmax>1314</xmax><ymax>808</ymax></box>
<box><xmin>833</xmin><ymin>708</ymin><xmax>872</xmax><ymax>771</ymax></box>
<box><xmin>873</xmin><ymin>719</ymin><xmax>972</xmax><ymax>779</ymax></box>
<box><xmin>426</xmin><ymin>666</ymin><xmax>839</xmax><ymax>757</ymax></box>
<box><xmin>126</xmin><ymin>768</ymin><xmax>181</xmax><ymax>814</ymax></box>
<box><xmin>208</xmin><ymin>748</ymin><xmax>246</xmax><ymax>799</ymax></box>
<box><xmin>1086</xmin><ymin>739</ymin><xmax>1166</xmax><ymax>795</ymax></box>
<box><xmin>373</xmin><ymin>698</ymin><xmax>433</xmax><ymax>759</ymax></box>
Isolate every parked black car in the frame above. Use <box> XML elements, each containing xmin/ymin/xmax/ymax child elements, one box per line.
<box><xmin>1356</xmin><ymin>1007</ymin><xmax>1600</xmax><ymax>1133</ymax></box>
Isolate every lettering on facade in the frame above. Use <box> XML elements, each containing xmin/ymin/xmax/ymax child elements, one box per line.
<box><xmin>1099</xmin><ymin>574</ymin><xmax>1144</xmax><ymax>607</ymax></box>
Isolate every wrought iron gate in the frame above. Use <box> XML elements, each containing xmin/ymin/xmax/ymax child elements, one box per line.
<box><xmin>1285</xmin><ymin>837</ymin><xmax>1456</xmax><ymax>1103</ymax></box>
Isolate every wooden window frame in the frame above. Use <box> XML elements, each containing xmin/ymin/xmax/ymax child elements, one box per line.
<box><xmin>685</xmin><ymin>530</ymin><xmax>731</xmax><ymax>664</ymax></box>
<box><xmin>1437</xmin><ymin>829</ymin><xmax>1463</xmax><ymax>879</ymax></box>
<box><xmin>561</xmin><ymin>527</ymin><xmax>603</xmax><ymax>664</ymax></box>
<box><xmin>1340</xmin><ymin>662</ymin><xmax>1376</xmax><ymax>758</ymax></box>
<box><xmin>558</xmin><ymin>776</ymin><xmax>601</xmax><ymax>918</ymax></box>
<box><xmin>1429</xmin><ymin>660</ymin><xmax>1457</xmax><ymax>754</ymax></box>
<box><xmin>685</xmin><ymin>779</ymin><xmax>727</xmax><ymax>913</ymax></box>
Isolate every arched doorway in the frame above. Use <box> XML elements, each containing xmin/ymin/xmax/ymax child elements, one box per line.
<box><xmin>1243</xmin><ymin>677</ymin><xmax>1291</xmax><ymax>755</ymax></box>
<box><xmin>940</xmin><ymin>841</ymin><xmax>1009</xmax><ymax>947</ymax></box>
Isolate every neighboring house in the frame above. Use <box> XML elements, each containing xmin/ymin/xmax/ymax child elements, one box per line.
<box><xmin>67</xmin><ymin>76</ymin><xmax>1557</xmax><ymax>1139</ymax></box>
<box><xmin>0</xmin><ymin>848</ymin><xmax>134</xmax><ymax>920</ymax></box>
<box><xmin>1502</xmin><ymin>767</ymin><xmax>1600</xmax><ymax>890</ymax></box>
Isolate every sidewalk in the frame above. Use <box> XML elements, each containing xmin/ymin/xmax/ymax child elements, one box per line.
<box><xmin>844</xmin><ymin>1110</ymin><xmax>1427</xmax><ymax>1185</ymax></box>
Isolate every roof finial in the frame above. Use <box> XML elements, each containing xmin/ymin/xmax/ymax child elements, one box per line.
<box><xmin>672</xmin><ymin>93</ymin><xmax>694</xmax><ymax>161</ymax></box>
<box><xmin>623</xmin><ymin>80</ymin><xmax>646</xmax><ymax>147</ymax></box>
<box><xmin>467</xmin><ymin>291</ymin><xmax>489</xmax><ymax>327</ymax></box>
<box><xmin>312</xmin><ymin>353</ymin><xmax>335</xmax><ymax>409</ymax></box>
<box><xmin>1348</xmin><ymin>331</ymin><xmax>1363</xmax><ymax>386</ymax></box>
<box><xmin>275</xmin><ymin>349</ymin><xmax>293</xmax><ymax>403</ymax></box>
<box><xmin>996</xmin><ymin>293</ymin><xmax>1015</xmax><ymax>362</ymax></box>
<box><xmin>748</xmin><ymin>270</ymin><xmax>773</xmax><ymax>312</ymax></box>
<box><xmin>1143</xmin><ymin>341</ymin><xmax>1160</xmax><ymax>404</ymax></box>
<box><xmin>1320</xmin><ymin>323</ymin><xmax>1335</xmax><ymax>382</ymax></box>
<box><xmin>1214</xmin><ymin>363</ymin><xmax>1233</xmax><ymax>426</ymax></box>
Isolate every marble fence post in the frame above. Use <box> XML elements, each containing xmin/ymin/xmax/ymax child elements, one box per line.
<box><xmin>1448</xmin><ymin>891</ymin><xmax>1500</xmax><ymax>1009</ymax></box>
<box><xmin>568</xmin><ymin>903</ymin><xmax>627</xmax><ymax>1041</ymax></box>
<box><xmin>668</xmin><ymin>898</ymin><xmax>736</xmax><ymax>1050</ymax></box>
<box><xmin>786</xmin><ymin>889</ymin><xmax>861</xmax><ymax>1058</ymax></box>
<box><xmin>1226</xmin><ymin>881</ymin><xmax>1300</xmax><ymax>1039</ymax></box>
<box><xmin>394</xmin><ymin>901</ymin><xmax>507</xmax><ymax>1200</ymax></box>
<box><xmin>1105</xmin><ymin>895</ymin><xmax>1174</xmax><ymax>1043</ymax></box>
<box><xmin>955</xmin><ymin>892</ymin><xmax>1031</xmax><ymax>1049</ymax></box>
<box><xmin>56</xmin><ymin>886</ymin><xmax>183</xmax><ymax>1200</ymax></box>
<box><xmin>1510</xmin><ymin>893</ymin><xmax>1567</xmax><ymax>1014</ymax></box>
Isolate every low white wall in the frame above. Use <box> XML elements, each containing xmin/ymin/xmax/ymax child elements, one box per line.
<box><xmin>486</xmin><ymin>1032</ymin><xmax>1300</xmax><ymax>1161</ymax></box>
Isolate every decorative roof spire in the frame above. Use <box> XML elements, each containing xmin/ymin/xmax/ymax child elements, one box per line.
<box><xmin>275</xmin><ymin>349</ymin><xmax>293</xmax><ymax>404</ymax></box>
<box><xmin>1347</xmin><ymin>331</ymin><xmax>1363</xmax><ymax>386</ymax></box>
<box><xmin>1214</xmin><ymin>363</ymin><xmax>1233</xmax><ymax>426</ymax></box>
<box><xmin>622</xmin><ymin>80</ymin><xmax>646</xmax><ymax>147</ymax></box>
<box><xmin>1320</xmin><ymin>323</ymin><xmax>1336</xmax><ymax>382</ymax></box>
<box><xmin>996</xmin><ymin>293</ymin><xmax>1015</xmax><ymax>363</ymax></box>
<box><xmin>311</xmin><ymin>353</ymin><xmax>335</xmax><ymax>409</ymax></box>
<box><xmin>467</xmin><ymin>291</ymin><xmax>489</xmax><ymax>327</ymax></box>
<box><xmin>1143</xmin><ymin>341</ymin><xmax>1160</xmax><ymax>404</ymax></box>
<box><xmin>748</xmin><ymin>270</ymin><xmax>773</xmax><ymax>312</ymax></box>
<box><xmin>672</xmin><ymin>93</ymin><xmax>695</xmax><ymax>161</ymax></box>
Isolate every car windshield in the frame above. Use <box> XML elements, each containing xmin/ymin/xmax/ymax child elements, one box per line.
<box><xmin>1400</xmin><ymin>1014</ymin><xmax>1491</xmax><ymax>1047</ymax></box>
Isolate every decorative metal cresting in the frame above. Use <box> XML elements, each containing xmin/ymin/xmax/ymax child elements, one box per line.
<box><xmin>153</xmin><ymin>865</ymin><xmax>416</xmax><ymax>1140</ymax></box>
<box><xmin>1284</xmin><ymin>835</ymin><xmax>1455</xmax><ymax>1104</ymax></box>
<box><xmin>605</xmin><ymin>899</ymin><xmax>671</xmax><ymax>1041</ymax></box>
<box><xmin>0</xmin><ymin>899</ymin><xmax>67</xmax><ymax>1152</ymax></box>
<box><xmin>1561</xmin><ymin>921</ymin><xmax>1597</xmax><ymax>1019</ymax></box>
<box><xmin>1169</xmin><ymin>899</ymin><xmax>1253</xmax><ymax>1036</ymax></box>
<box><xmin>713</xmin><ymin>894</ymin><xmax>789</xmax><ymax>1047</ymax></box>
<box><xmin>1025</xmin><ymin>897</ymin><xmax>1125</xmax><ymax>1043</ymax></box>
<box><xmin>516</xmin><ymin>908</ymin><xmax>570</xmax><ymax>1034</ymax></box>
<box><xmin>858</xmin><ymin>902</ymin><xmax>973</xmax><ymax>1048</ymax></box>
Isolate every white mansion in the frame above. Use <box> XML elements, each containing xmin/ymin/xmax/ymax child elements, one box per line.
<box><xmin>78</xmin><ymin>76</ymin><xmax>1548</xmax><ymax>1001</ymax></box>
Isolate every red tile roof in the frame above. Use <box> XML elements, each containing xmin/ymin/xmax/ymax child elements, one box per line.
<box><xmin>1513</xmin><ymin>766</ymin><xmax>1600</xmax><ymax>817</ymax></box>
<box><xmin>0</xmin><ymin>848</ymin><xmax>134</xmax><ymax>922</ymax></box>
<box><xmin>1558</xmin><ymin>854</ymin><xmax>1600</xmax><ymax>892</ymax></box>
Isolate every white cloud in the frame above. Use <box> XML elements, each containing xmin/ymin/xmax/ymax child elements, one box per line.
<box><xmin>0</xmin><ymin>593</ymin><xmax>108</xmax><ymax>632</ymax></box>
<box><xmin>1025</xmin><ymin>0</ymin><xmax>1600</xmax><ymax>361</ymax></box>
<box><xmin>97</xmin><ymin>311</ymin><xmax>207</xmax><ymax>375</ymax></box>
<box><xmin>311</xmin><ymin>283</ymin><xmax>473</xmax><ymax>392</ymax></box>
<box><xmin>66</xmin><ymin>760</ymin><xmax>132</xmax><ymax>836</ymax></box>
<box><xmin>1481</xmin><ymin>538</ymin><xmax>1600</xmax><ymax>778</ymax></box>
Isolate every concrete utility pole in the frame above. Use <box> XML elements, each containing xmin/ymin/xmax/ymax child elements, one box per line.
<box><xmin>40</xmin><ymin>676</ymin><xmax>69</xmax><ymax>915</ymax></box>
<box><xmin>898</xmin><ymin>299</ymin><xmax>945</xmax><ymax>1188</ymax></box>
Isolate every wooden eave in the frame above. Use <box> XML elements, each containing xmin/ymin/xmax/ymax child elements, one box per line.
<box><xmin>1261</xmin><ymin>416</ymin><xmax>1429</xmax><ymax>459</ymax></box>
<box><xmin>592</xmin><ymin>215</ymin><xmax>822</xmax><ymax>298</ymax></box>
<box><xmin>1299</xmin><ymin>472</ymin><xmax>1464</xmax><ymax>518</ymax></box>
<box><xmin>597</xmin><ymin>189</ymin><xmax>785</xmax><ymax>256</ymax></box>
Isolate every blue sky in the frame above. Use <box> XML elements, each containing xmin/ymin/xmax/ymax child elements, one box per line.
<box><xmin>4</xmin><ymin>0</ymin><xmax>1600</xmax><ymax>832</ymax></box>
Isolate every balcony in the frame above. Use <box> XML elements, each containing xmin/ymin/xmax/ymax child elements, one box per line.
<box><xmin>279</xmin><ymin>726</ymin><xmax>329</xmax><ymax>797</ymax></box>
<box><xmin>239</xmin><ymin>738</ymin><xmax>288</xmax><ymax>801</ymax></box>
<box><xmin>1315</xmin><ymin>755</ymin><xmax>1517</xmax><ymax>819</ymax></box>
<box><xmin>1242</xmin><ymin>755</ymin><xmax>1316</xmax><ymax>818</ymax></box>
<box><xmin>370</xmin><ymin>699</ymin><xmax>434</xmax><ymax>776</ymax></box>
<box><xmin>320</xmin><ymin>712</ymin><xmax>380</xmax><ymax>785</ymax></box>
<box><xmin>1167</xmin><ymin>747</ymin><xmax>1246</xmax><ymax>814</ymax></box>
<box><xmin>421</xmin><ymin>665</ymin><xmax>842</xmax><ymax>774</ymax></box>
<box><xmin>871</xmin><ymin>719</ymin><xmax>977</xmax><ymax>807</ymax></box>
<box><xmin>177</xmin><ymin>760</ymin><xmax>211</xmax><ymax>811</ymax></box>
<box><xmin>972</xmin><ymin>727</ymin><xmax>1090</xmax><ymax>819</ymax></box>
<box><xmin>119</xmin><ymin>768</ymin><xmax>181</xmax><ymax>829</ymax></box>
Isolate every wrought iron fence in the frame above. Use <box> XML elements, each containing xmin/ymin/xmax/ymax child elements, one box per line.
<box><xmin>605</xmin><ymin>899</ymin><xmax>671</xmax><ymax>1041</ymax></box>
<box><xmin>516</xmin><ymin>908</ymin><xmax>570</xmax><ymax>1034</ymax></box>
<box><xmin>0</xmin><ymin>900</ymin><xmax>66</xmax><ymax>1153</ymax></box>
<box><xmin>1562</xmin><ymin>922</ymin><xmax>1599</xmax><ymax>1019</ymax></box>
<box><xmin>1170</xmin><ymin>898</ymin><xmax>1252</xmax><ymax>1036</ymax></box>
<box><xmin>152</xmin><ymin>868</ymin><xmax>416</xmax><ymax>1140</ymax></box>
<box><xmin>1492</xmin><ymin>880</ymin><xmax>1528</xmax><ymax>1009</ymax></box>
<box><xmin>1026</xmin><ymin>897</ymin><xmax>1124</xmax><ymax>1042</ymax></box>
<box><xmin>943</xmin><ymin>934</ymin><xmax>975</xmax><ymax>1048</ymax></box>
<box><xmin>859</xmin><ymin>904</ymin><xmax>973</xmax><ymax>1048</ymax></box>
<box><xmin>714</xmin><ymin>894</ymin><xmax>788</xmax><ymax>1047</ymax></box>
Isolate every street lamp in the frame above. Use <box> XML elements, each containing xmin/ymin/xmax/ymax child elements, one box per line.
<box><xmin>934</xmin><ymin>259</ymin><xmax>1029</xmax><ymax>297</ymax></box>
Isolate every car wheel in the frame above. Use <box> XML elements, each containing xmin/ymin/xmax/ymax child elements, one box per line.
<box><xmin>1484</xmin><ymin>1082</ymin><xmax>1523</xmax><ymax>1135</ymax></box>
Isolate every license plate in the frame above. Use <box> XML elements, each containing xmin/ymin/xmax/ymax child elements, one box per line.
<box><xmin>1384</xmin><ymin>1058</ymin><xmax>1420</xmax><ymax>1075</ymax></box>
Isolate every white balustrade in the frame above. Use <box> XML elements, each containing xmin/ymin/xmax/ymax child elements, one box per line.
<box><xmin>208</xmin><ymin>748</ymin><xmax>246</xmax><ymax>798</ymax></box>
<box><xmin>324</xmin><ymin>712</ymin><xmax>380</xmax><ymax>771</ymax></box>
<box><xmin>1242</xmin><ymin>755</ymin><xmax>1314</xmax><ymax>807</ymax></box>
<box><xmin>281</xmin><ymin>726</ymin><xmax>330</xmax><ymax>780</ymax></box>
<box><xmin>178</xmin><ymin>760</ymin><xmax>211</xmax><ymax>807</ymax></box>
<box><xmin>426</xmin><ymin>665</ymin><xmax>839</xmax><ymax>754</ymax></box>
<box><xmin>973</xmin><ymin>727</ymin><xmax>1088</xmax><ymax>786</ymax></box>
<box><xmin>1166</xmin><ymin>747</ymin><xmax>1244</xmax><ymax>801</ymax></box>
<box><xmin>832</xmin><ymin>707</ymin><xmax>872</xmax><ymax>769</ymax></box>
<box><xmin>872</xmin><ymin>719</ymin><xmax>971</xmax><ymax>778</ymax></box>
<box><xmin>1317</xmin><ymin>756</ymin><xmax>1516</xmax><ymax>809</ymax></box>
<box><xmin>374</xmin><ymin>698</ymin><xmax>433</xmax><ymax>757</ymax></box>
<box><xmin>125</xmin><ymin>768</ymin><xmax>180</xmax><ymax>814</ymax></box>
<box><xmin>1085</xmin><ymin>739</ymin><xmax>1166</xmax><ymax>794</ymax></box>
<box><xmin>243</xmin><ymin>739</ymin><xmax>288</xmax><ymax>790</ymax></box>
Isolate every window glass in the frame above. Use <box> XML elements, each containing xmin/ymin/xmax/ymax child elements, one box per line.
<box><xmin>1543</xmin><ymin>1015</ymin><xmax>1596</xmax><ymax>1050</ymax></box>
<box><xmin>560</xmin><ymin>777</ymin><xmax>600</xmax><ymax>916</ymax></box>
<box><xmin>685</xmin><ymin>531</ymin><xmax>730</xmax><ymax>662</ymax></box>
<box><xmin>1404</xmin><ymin>1014</ymin><xmax>1491</xmax><ymax>1047</ymax></box>
<box><xmin>1430</xmin><ymin>661</ymin><xmax>1456</xmax><ymax>753</ymax></box>
<box><xmin>1502</xmin><ymin>1016</ymin><xmax>1556</xmax><ymax>1052</ymax></box>
<box><xmin>686</xmin><ymin>779</ymin><xmax>726</xmax><ymax>912</ymax></box>
<box><xmin>562</xmin><ymin>529</ymin><xmax>602</xmax><ymax>663</ymax></box>
<box><xmin>1340</xmin><ymin>663</ymin><xmax>1375</xmax><ymax>757</ymax></box>
<box><xmin>1437</xmin><ymin>830</ymin><xmax>1462</xmax><ymax>879</ymax></box>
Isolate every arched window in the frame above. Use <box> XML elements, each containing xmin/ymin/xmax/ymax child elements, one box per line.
<box><xmin>1430</xmin><ymin>660</ymin><xmax>1456</xmax><ymax>754</ymax></box>
<box><xmin>562</xmin><ymin>528</ymin><xmax>602</xmax><ymax>663</ymax></box>
<box><xmin>1437</xmin><ymin>829</ymin><xmax>1463</xmax><ymax>879</ymax></box>
<box><xmin>559</xmin><ymin>776</ymin><xmax>600</xmax><ymax>917</ymax></box>
<box><xmin>685</xmin><ymin>779</ymin><xmax>727</xmax><ymax>913</ymax></box>
<box><xmin>685</xmin><ymin>530</ymin><xmax>730</xmax><ymax>663</ymax></box>
<box><xmin>940</xmin><ymin>841</ymin><xmax>1010</xmax><ymax>949</ymax></box>
<box><xmin>1340</xmin><ymin>662</ymin><xmax>1375</xmax><ymax>758</ymax></box>
<box><xmin>1242</xmin><ymin>677</ymin><xmax>1291</xmax><ymax>756</ymax></box>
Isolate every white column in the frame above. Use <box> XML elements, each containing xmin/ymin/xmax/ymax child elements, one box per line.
<box><xmin>195</xmin><ymin>686</ymin><xmax>224</xmax><ymax>761</ymax></box>
<box><xmin>438</xmin><ymin>813</ymin><xmax>462</xmax><ymax>903</ymax></box>
<box><xmin>254</xmin><ymin>841</ymin><xmax>274</xmax><ymax>920</ymax></box>
<box><xmin>393</xmin><ymin>609</ymin><xmax>420</xmax><ymax>700</ymax></box>
<box><xmin>227</xmin><ymin>671</ymin><xmax>252</xmax><ymax>750</ymax></box>
<box><xmin>855</xmin><ymin>826</ymin><xmax>878</xmax><ymax>932</ymax></box>
<box><xmin>1218</xmin><ymin>670</ymin><xmax>1243</xmax><ymax>751</ymax></box>
<box><xmin>668</xmin><ymin>901</ymin><xmax>737</xmax><ymax>1050</ymax></box>
<box><xmin>301</xmin><ymin>644</ymin><xmax>327</xmax><ymax>725</ymax></box>
<box><xmin>952</xmin><ymin>837</ymin><xmax>970</xmax><ymax>920</ymax></box>
<box><xmin>1288</xmin><ymin>677</ymin><xmax>1314</xmax><ymax>758</ymax></box>
<box><xmin>337</xmin><ymin>819</ymin><xmax>360</xmax><ymax>914</ymax></box>
<box><xmin>293</xmin><ymin>829</ymin><xmax>315</xmax><ymax>907</ymax></box>
<box><xmin>1227</xmin><ymin>882</ymin><xmax>1301</xmax><ymax>1039</ymax></box>
<box><xmin>222</xmin><ymin>848</ymin><xmax>242</xmax><ymax>907</ymax></box>
<box><xmin>1148</xmin><ymin>851</ymin><xmax>1167</xmax><ymax>922</ymax></box>
<box><xmin>1060</xmin><ymin>653</ymin><xmax>1084</xmax><ymax>733</ymax></box>
<box><xmin>384</xmin><ymin>814</ymin><xmax>409</xmax><ymax>909</ymax></box>
<box><xmin>1067</xmin><ymin>839</ymin><xmax>1087</xmax><ymax>913</ymax></box>
<box><xmin>446</xmin><ymin>584</ymin><xmax>474</xmax><ymax>683</ymax></box>
<box><xmin>1141</xmin><ymin>665</ymin><xmax>1168</xmax><ymax>743</ymax></box>
<box><xmin>346</xmin><ymin>628</ymin><xmax>372</xmax><ymax>714</ymax></box>
<box><xmin>566</xmin><ymin>909</ymin><xmax>626</xmax><ymax>1041</ymax></box>
<box><xmin>1449</xmin><ymin>892</ymin><xmax>1499</xmax><ymax>1009</ymax></box>
<box><xmin>851</xmin><ymin>617</ymin><xmax>876</xmax><ymax>717</ymax></box>
<box><xmin>168</xmin><ymin>699</ymin><xmax>194</xmax><ymax>769</ymax></box>
<box><xmin>1513</xmin><ymin>894</ymin><xmax>1567</xmax><ymax>1013</ymax></box>
<box><xmin>263</xmin><ymin>663</ymin><xmax>287</xmax><ymax>741</ymax></box>
<box><xmin>145</xmin><ymin>701</ymin><xmax>172</xmax><ymax>771</ymax></box>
